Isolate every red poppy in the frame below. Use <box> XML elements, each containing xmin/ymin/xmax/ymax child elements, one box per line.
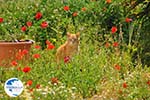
<box><xmin>63</xmin><ymin>6</ymin><xmax>70</xmax><ymax>11</ymax></box>
<box><xmin>0</xmin><ymin>17</ymin><xmax>4</xmax><ymax>23</ymax></box>
<box><xmin>64</xmin><ymin>56</ymin><xmax>70</xmax><ymax>63</ymax></box>
<box><xmin>26</xmin><ymin>80</ymin><xmax>33</xmax><ymax>86</ymax></box>
<box><xmin>18</xmin><ymin>50</ymin><xmax>24</xmax><ymax>56</ymax></box>
<box><xmin>16</xmin><ymin>50</ymin><xmax>25</xmax><ymax>60</ymax></box>
<box><xmin>106</xmin><ymin>0</ymin><xmax>112</xmax><ymax>4</ymax></box>
<box><xmin>11</xmin><ymin>61</ymin><xmax>18</xmax><ymax>66</ymax></box>
<box><xmin>147</xmin><ymin>80</ymin><xmax>150</xmax><ymax>86</ymax></box>
<box><xmin>123</xmin><ymin>82</ymin><xmax>127</xmax><ymax>88</ymax></box>
<box><xmin>47</xmin><ymin>44</ymin><xmax>55</xmax><ymax>50</ymax></box>
<box><xmin>26</xmin><ymin>21</ymin><xmax>32</xmax><ymax>27</ymax></box>
<box><xmin>113</xmin><ymin>42</ymin><xmax>119</xmax><ymax>47</ymax></box>
<box><xmin>35</xmin><ymin>12</ymin><xmax>42</xmax><ymax>20</ymax></box>
<box><xmin>73</xmin><ymin>12</ymin><xmax>78</xmax><ymax>17</ymax></box>
<box><xmin>105</xmin><ymin>42</ymin><xmax>110</xmax><ymax>48</ymax></box>
<box><xmin>111</xmin><ymin>26</ymin><xmax>117</xmax><ymax>34</ymax></box>
<box><xmin>16</xmin><ymin>49</ymin><xmax>29</xmax><ymax>60</ymax></box>
<box><xmin>22</xmin><ymin>66</ymin><xmax>31</xmax><ymax>73</ymax></box>
<box><xmin>125</xmin><ymin>18</ymin><xmax>132</xmax><ymax>23</ymax></box>
<box><xmin>33</xmin><ymin>54</ymin><xmax>40</xmax><ymax>59</ymax></box>
<box><xmin>46</xmin><ymin>40</ymin><xmax>51</xmax><ymax>45</ymax></box>
<box><xmin>81</xmin><ymin>7</ymin><xmax>86</xmax><ymax>11</ymax></box>
<box><xmin>34</xmin><ymin>45</ymin><xmax>41</xmax><ymax>49</ymax></box>
<box><xmin>114</xmin><ymin>64</ymin><xmax>121</xmax><ymax>71</ymax></box>
<box><xmin>22</xmin><ymin>49</ymin><xmax>28</xmax><ymax>55</ymax></box>
<box><xmin>51</xmin><ymin>77</ymin><xmax>58</xmax><ymax>84</ymax></box>
<box><xmin>41</xmin><ymin>21</ymin><xmax>48</xmax><ymax>28</ymax></box>
<box><xmin>21</xmin><ymin>26</ymin><xmax>27</xmax><ymax>32</ymax></box>
<box><xmin>36</xmin><ymin>84</ymin><xmax>40</xmax><ymax>89</ymax></box>
<box><xmin>16</xmin><ymin>52</ymin><xmax>24</xmax><ymax>60</ymax></box>
<box><xmin>46</xmin><ymin>40</ymin><xmax>55</xmax><ymax>50</ymax></box>
<box><xmin>16</xmin><ymin>55</ymin><xmax>23</xmax><ymax>60</ymax></box>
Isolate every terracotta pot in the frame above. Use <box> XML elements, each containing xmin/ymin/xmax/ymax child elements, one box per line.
<box><xmin>0</xmin><ymin>41</ymin><xmax>33</xmax><ymax>67</ymax></box>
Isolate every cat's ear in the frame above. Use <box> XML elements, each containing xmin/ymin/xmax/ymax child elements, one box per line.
<box><xmin>76</xmin><ymin>32</ymin><xmax>80</xmax><ymax>38</ymax></box>
<box><xmin>67</xmin><ymin>32</ymin><xmax>71</xmax><ymax>37</ymax></box>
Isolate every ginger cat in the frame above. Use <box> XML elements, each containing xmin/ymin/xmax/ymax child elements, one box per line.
<box><xmin>56</xmin><ymin>32</ymin><xmax>80</xmax><ymax>63</ymax></box>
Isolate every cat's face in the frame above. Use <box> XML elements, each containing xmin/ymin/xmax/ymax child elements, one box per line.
<box><xmin>67</xmin><ymin>32</ymin><xmax>80</xmax><ymax>45</ymax></box>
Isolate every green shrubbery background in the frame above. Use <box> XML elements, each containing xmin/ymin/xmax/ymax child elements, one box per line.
<box><xmin>0</xmin><ymin>0</ymin><xmax>149</xmax><ymax>66</ymax></box>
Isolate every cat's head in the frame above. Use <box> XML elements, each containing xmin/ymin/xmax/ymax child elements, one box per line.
<box><xmin>67</xmin><ymin>32</ymin><xmax>80</xmax><ymax>45</ymax></box>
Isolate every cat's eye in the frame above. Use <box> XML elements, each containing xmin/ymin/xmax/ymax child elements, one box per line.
<box><xmin>74</xmin><ymin>38</ymin><xmax>77</xmax><ymax>41</ymax></box>
<box><xmin>69</xmin><ymin>39</ymin><xmax>72</xmax><ymax>41</ymax></box>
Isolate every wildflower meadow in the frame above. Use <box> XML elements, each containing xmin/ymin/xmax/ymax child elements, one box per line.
<box><xmin>0</xmin><ymin>0</ymin><xmax>150</xmax><ymax>100</ymax></box>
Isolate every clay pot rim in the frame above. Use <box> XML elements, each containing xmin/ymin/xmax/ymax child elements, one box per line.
<box><xmin>0</xmin><ymin>40</ymin><xmax>34</xmax><ymax>45</ymax></box>
<box><xmin>0</xmin><ymin>42</ymin><xmax>32</xmax><ymax>45</ymax></box>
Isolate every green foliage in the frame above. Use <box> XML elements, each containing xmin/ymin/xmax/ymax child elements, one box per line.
<box><xmin>1</xmin><ymin>35</ymin><xmax>150</xmax><ymax>99</ymax></box>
